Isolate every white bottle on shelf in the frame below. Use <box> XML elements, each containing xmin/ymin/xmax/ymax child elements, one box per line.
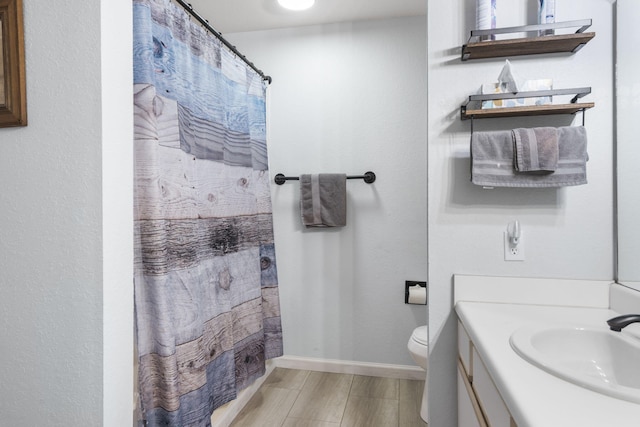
<box><xmin>538</xmin><ymin>0</ymin><xmax>556</xmax><ymax>36</ymax></box>
<box><xmin>476</xmin><ymin>0</ymin><xmax>496</xmax><ymax>40</ymax></box>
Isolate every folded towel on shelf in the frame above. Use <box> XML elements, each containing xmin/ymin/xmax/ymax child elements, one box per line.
<box><xmin>471</xmin><ymin>126</ymin><xmax>588</xmax><ymax>188</ymax></box>
<box><xmin>300</xmin><ymin>174</ymin><xmax>347</xmax><ymax>227</ymax></box>
<box><xmin>512</xmin><ymin>127</ymin><xmax>558</xmax><ymax>172</ymax></box>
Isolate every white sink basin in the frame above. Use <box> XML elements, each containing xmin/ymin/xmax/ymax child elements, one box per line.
<box><xmin>510</xmin><ymin>324</ymin><xmax>640</xmax><ymax>403</ymax></box>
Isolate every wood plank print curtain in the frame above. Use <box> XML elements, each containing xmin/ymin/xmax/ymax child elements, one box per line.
<box><xmin>133</xmin><ymin>0</ymin><xmax>283</xmax><ymax>425</ymax></box>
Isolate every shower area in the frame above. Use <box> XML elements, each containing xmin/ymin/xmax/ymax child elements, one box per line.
<box><xmin>133</xmin><ymin>0</ymin><xmax>282</xmax><ymax>425</ymax></box>
<box><xmin>132</xmin><ymin>0</ymin><xmax>428</xmax><ymax>425</ymax></box>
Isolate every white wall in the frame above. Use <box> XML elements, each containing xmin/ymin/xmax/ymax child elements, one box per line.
<box><xmin>0</xmin><ymin>1</ymin><xmax>133</xmax><ymax>425</ymax></box>
<box><xmin>229</xmin><ymin>16</ymin><xmax>428</xmax><ymax>365</ymax></box>
<box><xmin>428</xmin><ymin>1</ymin><xmax>614</xmax><ymax>426</ymax></box>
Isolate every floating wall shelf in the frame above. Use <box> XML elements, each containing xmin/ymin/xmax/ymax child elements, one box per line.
<box><xmin>460</xmin><ymin>87</ymin><xmax>594</xmax><ymax>121</ymax></box>
<box><xmin>461</xmin><ymin>19</ymin><xmax>595</xmax><ymax>61</ymax></box>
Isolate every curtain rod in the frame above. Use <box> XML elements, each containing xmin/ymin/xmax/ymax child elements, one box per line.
<box><xmin>173</xmin><ymin>0</ymin><xmax>272</xmax><ymax>84</ymax></box>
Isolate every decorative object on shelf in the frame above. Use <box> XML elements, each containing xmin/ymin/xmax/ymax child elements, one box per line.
<box><xmin>538</xmin><ymin>0</ymin><xmax>556</xmax><ymax>36</ymax></box>
<box><xmin>0</xmin><ymin>0</ymin><xmax>27</xmax><ymax>127</ymax></box>
<box><xmin>496</xmin><ymin>59</ymin><xmax>520</xmax><ymax>93</ymax></box>
<box><xmin>482</xmin><ymin>80</ymin><xmax>553</xmax><ymax>109</ymax></box>
<box><xmin>461</xmin><ymin>19</ymin><xmax>594</xmax><ymax>61</ymax></box>
<box><xmin>476</xmin><ymin>0</ymin><xmax>497</xmax><ymax>41</ymax></box>
<box><xmin>480</xmin><ymin>60</ymin><xmax>553</xmax><ymax>109</ymax></box>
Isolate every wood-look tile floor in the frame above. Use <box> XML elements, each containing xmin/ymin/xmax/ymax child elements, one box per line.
<box><xmin>230</xmin><ymin>368</ymin><xmax>428</xmax><ymax>427</ymax></box>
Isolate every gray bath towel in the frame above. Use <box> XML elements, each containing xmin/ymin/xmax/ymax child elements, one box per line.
<box><xmin>300</xmin><ymin>174</ymin><xmax>347</xmax><ymax>227</ymax></box>
<box><xmin>471</xmin><ymin>130</ymin><xmax>515</xmax><ymax>185</ymax></box>
<box><xmin>471</xmin><ymin>126</ymin><xmax>588</xmax><ymax>188</ymax></box>
<box><xmin>512</xmin><ymin>127</ymin><xmax>559</xmax><ymax>172</ymax></box>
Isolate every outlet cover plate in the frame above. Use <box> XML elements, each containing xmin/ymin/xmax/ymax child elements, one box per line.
<box><xmin>504</xmin><ymin>231</ymin><xmax>525</xmax><ymax>261</ymax></box>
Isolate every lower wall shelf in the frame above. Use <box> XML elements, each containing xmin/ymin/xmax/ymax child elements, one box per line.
<box><xmin>461</xmin><ymin>102</ymin><xmax>594</xmax><ymax>120</ymax></box>
<box><xmin>460</xmin><ymin>87</ymin><xmax>594</xmax><ymax>121</ymax></box>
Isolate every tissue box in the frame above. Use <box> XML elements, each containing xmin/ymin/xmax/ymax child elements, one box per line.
<box><xmin>481</xmin><ymin>79</ymin><xmax>553</xmax><ymax>109</ymax></box>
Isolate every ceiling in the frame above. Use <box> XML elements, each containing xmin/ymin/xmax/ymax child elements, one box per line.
<box><xmin>186</xmin><ymin>0</ymin><xmax>426</xmax><ymax>34</ymax></box>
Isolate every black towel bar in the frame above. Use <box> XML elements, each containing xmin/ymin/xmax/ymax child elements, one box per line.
<box><xmin>274</xmin><ymin>171</ymin><xmax>376</xmax><ymax>185</ymax></box>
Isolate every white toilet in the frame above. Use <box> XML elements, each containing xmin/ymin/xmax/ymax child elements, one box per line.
<box><xmin>408</xmin><ymin>325</ymin><xmax>429</xmax><ymax>422</ymax></box>
<box><xmin>407</xmin><ymin>325</ymin><xmax>428</xmax><ymax>369</ymax></box>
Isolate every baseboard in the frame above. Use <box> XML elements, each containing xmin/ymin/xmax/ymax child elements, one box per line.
<box><xmin>273</xmin><ymin>355</ymin><xmax>426</xmax><ymax>381</ymax></box>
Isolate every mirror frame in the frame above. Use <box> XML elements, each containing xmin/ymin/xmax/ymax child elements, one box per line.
<box><xmin>0</xmin><ymin>0</ymin><xmax>26</xmax><ymax>127</ymax></box>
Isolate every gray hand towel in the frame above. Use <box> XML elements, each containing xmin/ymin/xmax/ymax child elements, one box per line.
<box><xmin>300</xmin><ymin>174</ymin><xmax>347</xmax><ymax>227</ymax></box>
<box><xmin>471</xmin><ymin>126</ymin><xmax>588</xmax><ymax>188</ymax></box>
<box><xmin>471</xmin><ymin>130</ymin><xmax>515</xmax><ymax>186</ymax></box>
<box><xmin>512</xmin><ymin>127</ymin><xmax>559</xmax><ymax>173</ymax></box>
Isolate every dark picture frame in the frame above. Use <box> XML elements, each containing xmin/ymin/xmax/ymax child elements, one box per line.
<box><xmin>0</xmin><ymin>0</ymin><xmax>26</xmax><ymax>127</ymax></box>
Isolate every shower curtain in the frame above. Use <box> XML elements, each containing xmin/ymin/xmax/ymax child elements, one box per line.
<box><xmin>132</xmin><ymin>0</ymin><xmax>283</xmax><ymax>425</ymax></box>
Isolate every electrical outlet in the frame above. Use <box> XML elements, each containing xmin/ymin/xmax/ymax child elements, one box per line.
<box><xmin>504</xmin><ymin>231</ymin><xmax>525</xmax><ymax>261</ymax></box>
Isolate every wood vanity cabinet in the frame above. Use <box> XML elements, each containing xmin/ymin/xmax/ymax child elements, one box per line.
<box><xmin>457</xmin><ymin>321</ymin><xmax>517</xmax><ymax>427</ymax></box>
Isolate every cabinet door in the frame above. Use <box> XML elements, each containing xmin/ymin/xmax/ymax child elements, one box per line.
<box><xmin>472</xmin><ymin>348</ymin><xmax>512</xmax><ymax>427</ymax></box>
<box><xmin>458</xmin><ymin>360</ymin><xmax>486</xmax><ymax>427</ymax></box>
<box><xmin>458</xmin><ymin>322</ymin><xmax>473</xmax><ymax>378</ymax></box>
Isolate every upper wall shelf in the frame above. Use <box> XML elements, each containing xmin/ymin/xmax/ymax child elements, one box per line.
<box><xmin>461</xmin><ymin>87</ymin><xmax>594</xmax><ymax>120</ymax></box>
<box><xmin>461</xmin><ymin>19</ymin><xmax>595</xmax><ymax>61</ymax></box>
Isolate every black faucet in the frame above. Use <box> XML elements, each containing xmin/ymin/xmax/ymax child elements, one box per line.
<box><xmin>607</xmin><ymin>314</ymin><xmax>640</xmax><ymax>332</ymax></box>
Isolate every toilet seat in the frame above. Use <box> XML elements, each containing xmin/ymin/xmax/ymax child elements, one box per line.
<box><xmin>411</xmin><ymin>325</ymin><xmax>428</xmax><ymax>346</ymax></box>
<box><xmin>408</xmin><ymin>325</ymin><xmax>428</xmax><ymax>371</ymax></box>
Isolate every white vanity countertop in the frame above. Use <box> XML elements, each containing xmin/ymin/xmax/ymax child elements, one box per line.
<box><xmin>456</xmin><ymin>302</ymin><xmax>640</xmax><ymax>427</ymax></box>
